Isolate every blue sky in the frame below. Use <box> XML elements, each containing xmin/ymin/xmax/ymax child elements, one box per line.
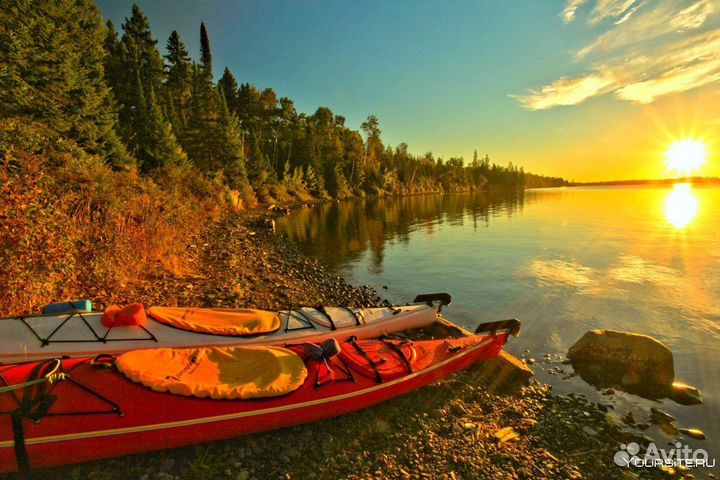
<box><xmin>97</xmin><ymin>1</ymin><xmax>720</xmax><ymax>181</ymax></box>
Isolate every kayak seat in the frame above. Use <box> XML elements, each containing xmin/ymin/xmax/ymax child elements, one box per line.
<box><xmin>339</xmin><ymin>339</ymin><xmax>417</xmax><ymax>382</ymax></box>
<box><xmin>148</xmin><ymin>307</ymin><xmax>280</xmax><ymax>336</ymax></box>
<box><xmin>116</xmin><ymin>346</ymin><xmax>307</xmax><ymax>400</ymax></box>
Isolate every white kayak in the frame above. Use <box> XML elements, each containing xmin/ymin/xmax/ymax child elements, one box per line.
<box><xmin>0</xmin><ymin>294</ymin><xmax>451</xmax><ymax>364</ymax></box>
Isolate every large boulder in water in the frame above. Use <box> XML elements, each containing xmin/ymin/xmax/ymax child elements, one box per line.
<box><xmin>568</xmin><ymin>330</ymin><xmax>674</xmax><ymax>398</ymax></box>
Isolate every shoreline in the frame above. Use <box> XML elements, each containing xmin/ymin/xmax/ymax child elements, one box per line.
<box><xmin>5</xmin><ymin>213</ymin><xmax>685</xmax><ymax>479</ymax></box>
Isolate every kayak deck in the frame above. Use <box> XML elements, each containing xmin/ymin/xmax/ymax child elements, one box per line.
<box><xmin>0</xmin><ymin>304</ymin><xmax>437</xmax><ymax>363</ymax></box>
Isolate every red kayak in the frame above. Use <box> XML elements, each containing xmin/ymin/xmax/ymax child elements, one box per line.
<box><xmin>0</xmin><ymin>319</ymin><xmax>519</xmax><ymax>473</ymax></box>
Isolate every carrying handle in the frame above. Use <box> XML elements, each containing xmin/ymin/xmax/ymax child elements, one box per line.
<box><xmin>413</xmin><ymin>293</ymin><xmax>452</xmax><ymax>313</ymax></box>
<box><xmin>0</xmin><ymin>358</ymin><xmax>66</xmax><ymax>395</ymax></box>
<box><xmin>474</xmin><ymin>318</ymin><xmax>521</xmax><ymax>337</ymax></box>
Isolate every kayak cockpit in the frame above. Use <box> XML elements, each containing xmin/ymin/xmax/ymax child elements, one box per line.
<box><xmin>115</xmin><ymin>346</ymin><xmax>308</xmax><ymax>400</ymax></box>
<box><xmin>148</xmin><ymin>307</ymin><xmax>281</xmax><ymax>336</ymax></box>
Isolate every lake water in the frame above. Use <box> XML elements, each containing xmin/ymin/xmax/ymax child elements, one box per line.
<box><xmin>277</xmin><ymin>185</ymin><xmax>720</xmax><ymax>464</ymax></box>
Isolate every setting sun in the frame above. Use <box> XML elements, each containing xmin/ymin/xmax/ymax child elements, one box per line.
<box><xmin>665</xmin><ymin>139</ymin><xmax>707</xmax><ymax>177</ymax></box>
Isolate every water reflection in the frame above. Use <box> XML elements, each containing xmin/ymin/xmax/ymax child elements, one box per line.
<box><xmin>276</xmin><ymin>190</ymin><xmax>526</xmax><ymax>272</ymax></box>
<box><xmin>278</xmin><ymin>186</ymin><xmax>720</xmax><ymax>461</ymax></box>
<box><xmin>664</xmin><ymin>183</ymin><xmax>699</xmax><ymax>229</ymax></box>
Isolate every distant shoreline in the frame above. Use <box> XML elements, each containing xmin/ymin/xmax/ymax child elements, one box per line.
<box><xmin>568</xmin><ymin>176</ymin><xmax>720</xmax><ymax>187</ymax></box>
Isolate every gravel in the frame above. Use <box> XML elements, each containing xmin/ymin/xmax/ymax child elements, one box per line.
<box><xmin>6</xmin><ymin>212</ymin><xmax>706</xmax><ymax>480</ymax></box>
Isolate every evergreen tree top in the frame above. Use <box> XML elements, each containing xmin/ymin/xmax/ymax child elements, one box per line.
<box><xmin>200</xmin><ymin>22</ymin><xmax>212</xmax><ymax>76</ymax></box>
<box><xmin>166</xmin><ymin>31</ymin><xmax>190</xmax><ymax>63</ymax></box>
<box><xmin>165</xmin><ymin>30</ymin><xmax>191</xmax><ymax>81</ymax></box>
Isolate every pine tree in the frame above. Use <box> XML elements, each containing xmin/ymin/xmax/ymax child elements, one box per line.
<box><xmin>0</xmin><ymin>0</ymin><xmax>130</xmax><ymax>166</ymax></box>
<box><xmin>181</xmin><ymin>28</ymin><xmax>247</xmax><ymax>179</ymax></box>
<box><xmin>142</xmin><ymin>85</ymin><xmax>188</xmax><ymax>170</ymax></box>
<box><xmin>108</xmin><ymin>4</ymin><xmax>185</xmax><ymax>169</ymax></box>
<box><xmin>217</xmin><ymin>93</ymin><xmax>249</xmax><ymax>192</ymax></box>
<box><xmin>246</xmin><ymin>134</ymin><xmax>275</xmax><ymax>187</ymax></box>
<box><xmin>104</xmin><ymin>21</ymin><xmax>124</xmax><ymax>107</ymax></box>
<box><xmin>164</xmin><ymin>30</ymin><xmax>192</xmax><ymax>131</ymax></box>
<box><xmin>200</xmin><ymin>22</ymin><xmax>212</xmax><ymax>77</ymax></box>
<box><xmin>303</xmin><ymin>165</ymin><xmax>324</xmax><ymax>197</ymax></box>
<box><xmin>218</xmin><ymin>68</ymin><xmax>240</xmax><ymax>115</ymax></box>
<box><xmin>182</xmin><ymin>63</ymin><xmax>232</xmax><ymax>173</ymax></box>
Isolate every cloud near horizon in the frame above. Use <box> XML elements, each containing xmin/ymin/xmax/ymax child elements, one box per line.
<box><xmin>517</xmin><ymin>0</ymin><xmax>720</xmax><ymax>110</ymax></box>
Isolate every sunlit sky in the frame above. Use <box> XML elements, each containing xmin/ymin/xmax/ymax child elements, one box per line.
<box><xmin>96</xmin><ymin>0</ymin><xmax>720</xmax><ymax>182</ymax></box>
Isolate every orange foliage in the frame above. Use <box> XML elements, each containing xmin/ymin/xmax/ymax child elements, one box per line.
<box><xmin>0</xmin><ymin>119</ymin><xmax>227</xmax><ymax>315</ymax></box>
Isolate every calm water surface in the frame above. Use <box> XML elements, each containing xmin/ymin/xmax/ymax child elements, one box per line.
<box><xmin>277</xmin><ymin>186</ymin><xmax>720</xmax><ymax>462</ymax></box>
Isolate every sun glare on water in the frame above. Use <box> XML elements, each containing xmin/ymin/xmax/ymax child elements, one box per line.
<box><xmin>665</xmin><ymin>139</ymin><xmax>707</xmax><ymax>177</ymax></box>
<box><xmin>664</xmin><ymin>183</ymin><xmax>699</xmax><ymax>229</ymax></box>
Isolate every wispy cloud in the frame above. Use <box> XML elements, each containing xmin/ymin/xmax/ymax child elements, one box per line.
<box><xmin>562</xmin><ymin>0</ymin><xmax>589</xmax><ymax>23</ymax></box>
<box><xmin>672</xmin><ymin>0</ymin><xmax>715</xmax><ymax>30</ymax></box>
<box><xmin>588</xmin><ymin>0</ymin><xmax>643</xmax><ymax>24</ymax></box>
<box><xmin>516</xmin><ymin>0</ymin><xmax>720</xmax><ymax>110</ymax></box>
<box><xmin>614</xmin><ymin>2</ymin><xmax>645</xmax><ymax>24</ymax></box>
<box><xmin>512</xmin><ymin>73</ymin><xmax>615</xmax><ymax>110</ymax></box>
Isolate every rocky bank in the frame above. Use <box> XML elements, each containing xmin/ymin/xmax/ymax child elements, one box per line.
<box><xmin>6</xmin><ymin>213</ymin><xmax>709</xmax><ymax>480</ymax></box>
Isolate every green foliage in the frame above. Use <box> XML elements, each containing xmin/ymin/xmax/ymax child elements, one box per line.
<box><xmin>200</xmin><ymin>22</ymin><xmax>212</xmax><ymax>76</ymax></box>
<box><xmin>0</xmin><ymin>0</ymin><xmax>130</xmax><ymax>166</ymax></box>
<box><xmin>217</xmin><ymin>94</ymin><xmax>250</xmax><ymax>193</ymax></box>
<box><xmin>181</xmin><ymin>63</ymin><xmax>222</xmax><ymax>170</ymax></box>
<box><xmin>0</xmin><ymin>3</ymin><xmax>567</xmax><ymax>313</ymax></box>
<box><xmin>218</xmin><ymin>68</ymin><xmax>240</xmax><ymax>114</ymax></box>
<box><xmin>2</xmin><ymin>1</ymin><xmax>562</xmax><ymax>219</ymax></box>
<box><xmin>303</xmin><ymin>166</ymin><xmax>324</xmax><ymax>197</ymax></box>
<box><xmin>164</xmin><ymin>30</ymin><xmax>192</xmax><ymax>131</ymax></box>
<box><xmin>106</xmin><ymin>5</ymin><xmax>185</xmax><ymax>170</ymax></box>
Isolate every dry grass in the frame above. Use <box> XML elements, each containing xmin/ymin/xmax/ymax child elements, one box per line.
<box><xmin>0</xmin><ymin>119</ymin><xmax>229</xmax><ymax>316</ymax></box>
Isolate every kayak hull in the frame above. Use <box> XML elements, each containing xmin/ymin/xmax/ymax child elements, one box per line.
<box><xmin>0</xmin><ymin>333</ymin><xmax>508</xmax><ymax>473</ymax></box>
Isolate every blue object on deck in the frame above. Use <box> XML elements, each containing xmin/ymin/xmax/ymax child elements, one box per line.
<box><xmin>42</xmin><ymin>300</ymin><xmax>93</xmax><ymax>314</ymax></box>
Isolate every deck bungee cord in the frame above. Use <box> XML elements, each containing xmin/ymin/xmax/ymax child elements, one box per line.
<box><xmin>15</xmin><ymin>310</ymin><xmax>158</xmax><ymax>346</ymax></box>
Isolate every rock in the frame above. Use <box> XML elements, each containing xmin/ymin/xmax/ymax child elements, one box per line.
<box><xmin>659</xmin><ymin>422</ymin><xmax>678</xmax><ymax>436</ymax></box>
<box><xmin>581</xmin><ymin>426</ymin><xmax>598</xmax><ymax>437</ymax></box>
<box><xmin>660</xmin><ymin>466</ymin><xmax>676</xmax><ymax>477</ymax></box>
<box><xmin>159</xmin><ymin>458</ymin><xmax>175</xmax><ymax>472</ymax></box>
<box><xmin>623</xmin><ymin>411</ymin><xmax>636</xmax><ymax>425</ymax></box>
<box><xmin>639</xmin><ymin>435</ymin><xmax>655</xmax><ymax>446</ymax></box>
<box><xmin>668</xmin><ymin>382</ymin><xmax>702</xmax><ymax>405</ymax></box>
<box><xmin>237</xmin><ymin>470</ymin><xmax>250</xmax><ymax>480</ymax></box>
<box><xmin>493</xmin><ymin>426</ymin><xmax>519</xmax><ymax>443</ymax></box>
<box><xmin>568</xmin><ymin>330</ymin><xmax>674</xmax><ymax>397</ymax></box>
<box><xmin>650</xmin><ymin>407</ymin><xmax>675</xmax><ymax>424</ymax></box>
<box><xmin>678</xmin><ymin>428</ymin><xmax>706</xmax><ymax>440</ymax></box>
